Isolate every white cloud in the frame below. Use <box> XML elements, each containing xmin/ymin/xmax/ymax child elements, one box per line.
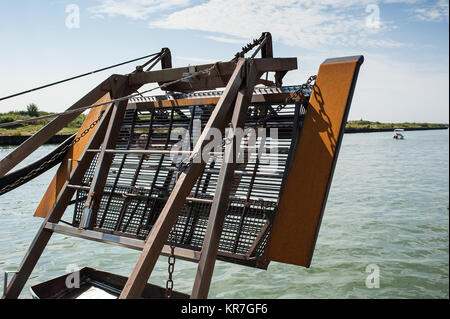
<box><xmin>149</xmin><ymin>0</ymin><xmax>411</xmax><ymax>50</ymax></box>
<box><xmin>89</xmin><ymin>0</ymin><xmax>190</xmax><ymax>20</ymax></box>
<box><xmin>204</xmin><ymin>35</ymin><xmax>249</xmax><ymax>44</ymax></box>
<box><xmin>413</xmin><ymin>0</ymin><xmax>449</xmax><ymax>22</ymax></box>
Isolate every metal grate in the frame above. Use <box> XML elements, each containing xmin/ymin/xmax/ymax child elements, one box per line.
<box><xmin>73</xmin><ymin>92</ymin><xmax>307</xmax><ymax>268</ymax></box>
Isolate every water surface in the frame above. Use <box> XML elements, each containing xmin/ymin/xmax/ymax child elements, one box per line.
<box><xmin>0</xmin><ymin>129</ymin><xmax>448</xmax><ymax>298</ymax></box>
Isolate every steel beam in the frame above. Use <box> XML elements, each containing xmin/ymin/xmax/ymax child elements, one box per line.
<box><xmin>191</xmin><ymin>60</ymin><xmax>258</xmax><ymax>299</ymax></box>
<box><xmin>119</xmin><ymin>59</ymin><xmax>247</xmax><ymax>299</ymax></box>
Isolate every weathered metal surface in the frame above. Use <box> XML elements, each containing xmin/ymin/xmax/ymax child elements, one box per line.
<box><xmin>33</xmin><ymin>94</ymin><xmax>112</xmax><ymax>218</ymax></box>
<box><xmin>191</xmin><ymin>60</ymin><xmax>258</xmax><ymax>299</ymax></box>
<box><xmin>265</xmin><ymin>55</ymin><xmax>364</xmax><ymax>267</ymax></box>
<box><xmin>127</xmin><ymin>58</ymin><xmax>296</xmax><ymax>92</ymax></box>
<box><xmin>119</xmin><ymin>59</ymin><xmax>247</xmax><ymax>299</ymax></box>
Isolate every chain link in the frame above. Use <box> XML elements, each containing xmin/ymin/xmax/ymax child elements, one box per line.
<box><xmin>166</xmin><ymin>228</ymin><xmax>177</xmax><ymax>298</ymax></box>
<box><xmin>251</xmin><ymin>75</ymin><xmax>316</xmax><ymax>128</ymax></box>
<box><xmin>0</xmin><ymin>113</ymin><xmax>103</xmax><ymax>196</ymax></box>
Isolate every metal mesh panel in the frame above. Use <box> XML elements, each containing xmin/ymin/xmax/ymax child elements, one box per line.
<box><xmin>73</xmin><ymin>90</ymin><xmax>306</xmax><ymax>268</ymax></box>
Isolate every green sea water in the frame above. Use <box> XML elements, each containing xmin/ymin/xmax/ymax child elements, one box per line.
<box><xmin>0</xmin><ymin>129</ymin><xmax>448</xmax><ymax>299</ymax></box>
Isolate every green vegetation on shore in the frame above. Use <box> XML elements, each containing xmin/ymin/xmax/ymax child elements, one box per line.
<box><xmin>0</xmin><ymin>104</ymin><xmax>85</xmax><ymax>136</ymax></box>
<box><xmin>0</xmin><ymin>106</ymin><xmax>448</xmax><ymax>137</ymax></box>
<box><xmin>346</xmin><ymin>119</ymin><xmax>449</xmax><ymax>131</ymax></box>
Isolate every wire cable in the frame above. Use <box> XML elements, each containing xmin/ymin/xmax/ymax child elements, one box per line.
<box><xmin>0</xmin><ymin>64</ymin><xmax>218</xmax><ymax>128</ymax></box>
<box><xmin>0</xmin><ymin>52</ymin><xmax>161</xmax><ymax>102</ymax></box>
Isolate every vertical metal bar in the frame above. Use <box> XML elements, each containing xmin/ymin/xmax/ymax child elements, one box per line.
<box><xmin>119</xmin><ymin>59</ymin><xmax>246</xmax><ymax>299</ymax></box>
<box><xmin>79</xmin><ymin>83</ymin><xmax>134</xmax><ymax>230</ymax></box>
<box><xmin>191</xmin><ymin>60</ymin><xmax>258</xmax><ymax>299</ymax></box>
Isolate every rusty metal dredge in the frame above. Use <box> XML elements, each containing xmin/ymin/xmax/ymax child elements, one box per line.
<box><xmin>0</xmin><ymin>33</ymin><xmax>363</xmax><ymax>299</ymax></box>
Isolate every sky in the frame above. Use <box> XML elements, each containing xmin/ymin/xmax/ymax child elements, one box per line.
<box><xmin>0</xmin><ymin>0</ymin><xmax>448</xmax><ymax>123</ymax></box>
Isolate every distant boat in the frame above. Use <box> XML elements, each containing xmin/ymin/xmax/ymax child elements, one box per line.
<box><xmin>393</xmin><ymin>128</ymin><xmax>405</xmax><ymax>140</ymax></box>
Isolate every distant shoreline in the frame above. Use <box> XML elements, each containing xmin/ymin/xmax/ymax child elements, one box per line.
<box><xmin>344</xmin><ymin>126</ymin><xmax>449</xmax><ymax>134</ymax></box>
<box><xmin>0</xmin><ymin>126</ymin><xmax>448</xmax><ymax>146</ymax></box>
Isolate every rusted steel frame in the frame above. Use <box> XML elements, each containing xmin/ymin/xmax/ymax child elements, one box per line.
<box><xmin>129</xmin><ymin>61</ymin><xmax>236</xmax><ymax>86</ymax></box>
<box><xmin>250</xmin><ymin>32</ymin><xmax>272</xmax><ymax>59</ymax></box>
<box><xmin>79</xmin><ymin>82</ymin><xmax>138</xmax><ymax>230</ymax></box>
<box><xmin>0</xmin><ymin>75</ymin><xmax>127</xmax><ymax>177</ymax></box>
<box><xmin>191</xmin><ymin>60</ymin><xmax>258</xmax><ymax>299</ymax></box>
<box><xmin>162</xmin><ymin>58</ymin><xmax>295</xmax><ymax>92</ymax></box>
<box><xmin>44</xmin><ymin>222</ymin><xmax>201</xmax><ymax>263</ymax></box>
<box><xmin>143</xmin><ymin>48</ymin><xmax>171</xmax><ymax>72</ymax></box>
<box><xmin>2</xmin><ymin>105</ymin><xmax>114</xmax><ymax>299</ymax></box>
<box><xmin>261</xmin><ymin>32</ymin><xmax>273</xmax><ymax>58</ymax></box>
<box><xmin>266</xmin><ymin>55</ymin><xmax>364</xmax><ymax>267</ymax></box>
<box><xmin>97</xmin><ymin>111</ymin><xmax>138</xmax><ymax>229</ymax></box>
<box><xmin>119</xmin><ymin>59</ymin><xmax>246</xmax><ymax>299</ymax></box>
<box><xmin>131</xmin><ymin>91</ymin><xmax>296</xmax><ymax>110</ymax></box>
<box><xmin>128</xmin><ymin>58</ymin><xmax>296</xmax><ymax>87</ymax></box>
<box><xmin>161</xmin><ymin>48</ymin><xmax>172</xmax><ymax>70</ymax></box>
<box><xmin>136</xmin><ymin>105</ymin><xmax>176</xmax><ymax>233</ymax></box>
<box><xmin>44</xmin><ymin>222</ymin><xmax>260</xmax><ymax>267</ymax></box>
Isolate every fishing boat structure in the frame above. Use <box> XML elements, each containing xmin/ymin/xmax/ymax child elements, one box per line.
<box><xmin>393</xmin><ymin>128</ymin><xmax>405</xmax><ymax>139</ymax></box>
<box><xmin>0</xmin><ymin>33</ymin><xmax>363</xmax><ymax>299</ymax></box>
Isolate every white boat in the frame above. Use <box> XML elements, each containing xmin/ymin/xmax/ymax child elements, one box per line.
<box><xmin>393</xmin><ymin>128</ymin><xmax>405</xmax><ymax>140</ymax></box>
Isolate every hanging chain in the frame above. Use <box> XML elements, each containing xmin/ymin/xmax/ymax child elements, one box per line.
<box><xmin>166</xmin><ymin>228</ymin><xmax>177</xmax><ymax>298</ymax></box>
<box><xmin>251</xmin><ymin>75</ymin><xmax>317</xmax><ymax>128</ymax></box>
<box><xmin>0</xmin><ymin>113</ymin><xmax>103</xmax><ymax>196</ymax></box>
